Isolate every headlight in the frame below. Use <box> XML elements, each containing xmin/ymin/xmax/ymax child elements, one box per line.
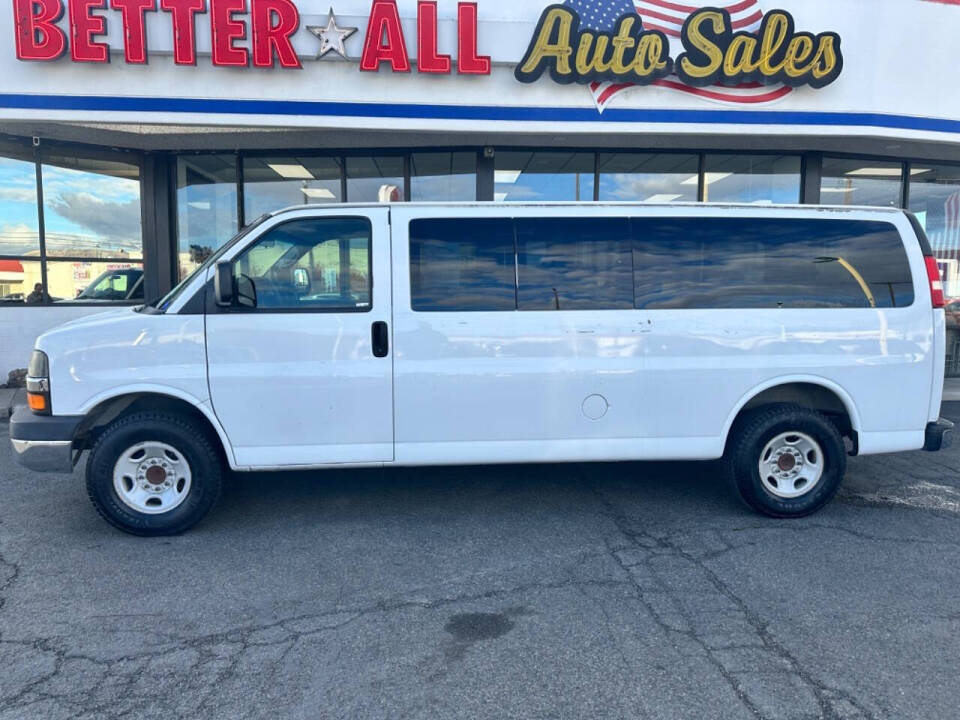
<box><xmin>26</xmin><ymin>350</ymin><xmax>50</xmax><ymax>415</ymax></box>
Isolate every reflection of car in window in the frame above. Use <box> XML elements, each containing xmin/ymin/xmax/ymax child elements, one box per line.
<box><xmin>57</xmin><ymin>269</ymin><xmax>144</xmax><ymax>304</ymax></box>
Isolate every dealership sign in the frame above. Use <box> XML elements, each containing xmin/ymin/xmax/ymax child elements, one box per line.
<box><xmin>516</xmin><ymin>4</ymin><xmax>842</xmax><ymax>89</ymax></box>
<box><xmin>10</xmin><ymin>0</ymin><xmax>842</xmax><ymax>106</ymax></box>
<box><xmin>12</xmin><ymin>0</ymin><xmax>490</xmax><ymax>71</ymax></box>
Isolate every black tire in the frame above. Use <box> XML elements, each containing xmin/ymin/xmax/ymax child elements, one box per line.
<box><xmin>724</xmin><ymin>403</ymin><xmax>846</xmax><ymax>518</ymax></box>
<box><xmin>85</xmin><ymin>411</ymin><xmax>223</xmax><ymax>536</ymax></box>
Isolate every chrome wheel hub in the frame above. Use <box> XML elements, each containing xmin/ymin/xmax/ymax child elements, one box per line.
<box><xmin>758</xmin><ymin>432</ymin><xmax>824</xmax><ymax>499</ymax></box>
<box><xmin>113</xmin><ymin>442</ymin><xmax>192</xmax><ymax>515</ymax></box>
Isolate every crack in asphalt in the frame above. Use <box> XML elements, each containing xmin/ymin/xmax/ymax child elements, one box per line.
<box><xmin>0</xmin><ymin>576</ymin><xmax>632</xmax><ymax>718</ymax></box>
<box><xmin>586</xmin><ymin>476</ymin><xmax>887</xmax><ymax>720</ymax></box>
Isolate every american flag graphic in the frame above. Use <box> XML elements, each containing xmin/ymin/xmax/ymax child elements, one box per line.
<box><xmin>564</xmin><ymin>0</ymin><xmax>793</xmax><ymax>111</ymax></box>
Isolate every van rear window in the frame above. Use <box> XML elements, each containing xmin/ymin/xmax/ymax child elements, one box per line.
<box><xmin>409</xmin><ymin>217</ymin><xmax>914</xmax><ymax>311</ymax></box>
<box><xmin>633</xmin><ymin>218</ymin><xmax>914</xmax><ymax>309</ymax></box>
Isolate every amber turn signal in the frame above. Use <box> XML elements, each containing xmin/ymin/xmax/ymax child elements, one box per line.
<box><xmin>27</xmin><ymin>392</ymin><xmax>47</xmax><ymax>412</ymax></box>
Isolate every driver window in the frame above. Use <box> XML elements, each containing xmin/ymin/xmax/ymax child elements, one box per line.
<box><xmin>232</xmin><ymin>217</ymin><xmax>372</xmax><ymax>311</ymax></box>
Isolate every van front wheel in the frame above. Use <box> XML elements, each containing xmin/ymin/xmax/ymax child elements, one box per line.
<box><xmin>85</xmin><ymin>411</ymin><xmax>222</xmax><ymax>536</ymax></box>
<box><xmin>725</xmin><ymin>404</ymin><xmax>846</xmax><ymax>518</ymax></box>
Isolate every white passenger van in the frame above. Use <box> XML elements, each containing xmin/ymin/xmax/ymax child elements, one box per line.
<box><xmin>10</xmin><ymin>203</ymin><xmax>953</xmax><ymax>535</ymax></box>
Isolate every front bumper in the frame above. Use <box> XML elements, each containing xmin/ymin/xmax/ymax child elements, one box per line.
<box><xmin>9</xmin><ymin>405</ymin><xmax>83</xmax><ymax>473</ymax></box>
<box><xmin>924</xmin><ymin>418</ymin><xmax>954</xmax><ymax>452</ymax></box>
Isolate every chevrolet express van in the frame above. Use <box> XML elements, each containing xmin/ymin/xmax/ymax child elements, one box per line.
<box><xmin>10</xmin><ymin>203</ymin><xmax>953</xmax><ymax>535</ymax></box>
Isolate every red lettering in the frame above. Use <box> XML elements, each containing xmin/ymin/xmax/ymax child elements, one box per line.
<box><xmin>210</xmin><ymin>0</ymin><xmax>248</xmax><ymax>67</ymax></box>
<box><xmin>416</xmin><ymin>1</ymin><xmax>449</xmax><ymax>74</ymax></box>
<box><xmin>111</xmin><ymin>0</ymin><xmax>155</xmax><ymax>63</ymax></box>
<box><xmin>251</xmin><ymin>0</ymin><xmax>300</xmax><ymax>68</ymax></box>
<box><xmin>69</xmin><ymin>0</ymin><xmax>109</xmax><ymax>63</ymax></box>
<box><xmin>457</xmin><ymin>2</ymin><xmax>489</xmax><ymax>74</ymax></box>
<box><xmin>160</xmin><ymin>0</ymin><xmax>204</xmax><ymax>65</ymax></box>
<box><xmin>13</xmin><ymin>0</ymin><xmax>67</xmax><ymax>61</ymax></box>
<box><xmin>360</xmin><ymin>0</ymin><xmax>409</xmax><ymax>72</ymax></box>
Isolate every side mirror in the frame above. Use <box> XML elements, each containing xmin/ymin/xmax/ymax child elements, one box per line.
<box><xmin>214</xmin><ymin>262</ymin><xmax>234</xmax><ymax>307</ymax></box>
<box><xmin>236</xmin><ymin>275</ymin><xmax>257</xmax><ymax>308</ymax></box>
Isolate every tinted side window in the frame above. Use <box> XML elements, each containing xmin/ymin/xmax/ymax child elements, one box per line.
<box><xmin>633</xmin><ymin>218</ymin><xmax>914</xmax><ymax>309</ymax></box>
<box><xmin>410</xmin><ymin>218</ymin><xmax>516</xmax><ymax>311</ymax></box>
<box><xmin>515</xmin><ymin>217</ymin><xmax>633</xmax><ymax>310</ymax></box>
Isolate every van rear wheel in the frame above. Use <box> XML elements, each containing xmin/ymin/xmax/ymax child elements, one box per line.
<box><xmin>725</xmin><ymin>404</ymin><xmax>846</xmax><ymax>518</ymax></box>
<box><xmin>86</xmin><ymin>411</ymin><xmax>222</xmax><ymax>536</ymax></box>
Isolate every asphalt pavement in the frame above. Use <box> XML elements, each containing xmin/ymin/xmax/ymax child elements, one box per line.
<box><xmin>1</xmin><ymin>407</ymin><xmax>959</xmax><ymax>719</ymax></box>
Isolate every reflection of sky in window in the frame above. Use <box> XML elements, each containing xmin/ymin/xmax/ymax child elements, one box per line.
<box><xmin>177</xmin><ymin>155</ymin><xmax>237</xmax><ymax>278</ymax></box>
<box><xmin>704</xmin><ymin>155</ymin><xmax>801</xmax><ymax>204</ymax></box>
<box><xmin>821</xmin><ymin>158</ymin><xmax>902</xmax><ymax>208</ymax></box>
<box><xmin>495</xmin><ymin>152</ymin><xmax>594</xmax><ymax>201</ymax></box>
<box><xmin>411</xmin><ymin>153</ymin><xmax>477</xmax><ymax>201</ymax></box>
<box><xmin>634</xmin><ymin>219</ymin><xmax>913</xmax><ymax>309</ymax></box>
<box><xmin>598</xmin><ymin>154</ymin><xmax>699</xmax><ymax>202</ymax></box>
<box><xmin>42</xmin><ymin>164</ymin><xmax>142</xmax><ymax>257</ymax></box>
<box><xmin>0</xmin><ymin>157</ymin><xmax>39</xmax><ymax>255</ymax></box>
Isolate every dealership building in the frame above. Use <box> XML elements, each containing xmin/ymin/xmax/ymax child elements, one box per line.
<box><xmin>2</xmin><ymin>0</ymin><xmax>960</xmax><ymax>378</ymax></box>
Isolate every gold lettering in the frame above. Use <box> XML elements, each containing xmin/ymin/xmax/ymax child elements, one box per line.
<box><xmin>723</xmin><ymin>35</ymin><xmax>759</xmax><ymax>76</ymax></box>
<box><xmin>810</xmin><ymin>36</ymin><xmax>838</xmax><ymax>80</ymax></box>
<box><xmin>758</xmin><ymin>11</ymin><xmax>789</xmax><ymax>75</ymax></box>
<box><xmin>678</xmin><ymin>10</ymin><xmax>725</xmax><ymax>80</ymax></box>
<box><xmin>610</xmin><ymin>17</ymin><xmax>637</xmax><ymax>74</ymax></box>
<box><xmin>633</xmin><ymin>34</ymin><xmax>668</xmax><ymax>76</ymax></box>
<box><xmin>783</xmin><ymin>35</ymin><xmax>814</xmax><ymax>78</ymax></box>
<box><xmin>575</xmin><ymin>32</ymin><xmax>596</xmax><ymax>75</ymax></box>
<box><xmin>518</xmin><ymin>7</ymin><xmax>574</xmax><ymax>76</ymax></box>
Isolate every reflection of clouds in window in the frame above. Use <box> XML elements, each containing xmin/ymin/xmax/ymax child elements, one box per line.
<box><xmin>176</xmin><ymin>155</ymin><xmax>238</xmax><ymax>279</ymax></box>
<box><xmin>0</xmin><ymin>156</ymin><xmax>39</xmax><ymax>255</ymax></box>
<box><xmin>516</xmin><ymin>218</ymin><xmax>633</xmax><ymax>310</ymax></box>
<box><xmin>703</xmin><ymin>155</ymin><xmax>801</xmax><ymax>204</ymax></box>
<box><xmin>411</xmin><ymin>218</ymin><xmax>515</xmax><ymax>311</ymax></box>
<box><xmin>633</xmin><ymin>219</ymin><xmax>913</xmax><ymax>309</ymax></box>
<box><xmin>411</xmin><ymin>152</ymin><xmax>477</xmax><ymax>201</ymax></box>
<box><xmin>599</xmin><ymin>173</ymin><xmax>697</xmax><ymax>202</ymax></box>
<box><xmin>42</xmin><ymin>164</ymin><xmax>142</xmax><ymax>256</ymax></box>
<box><xmin>495</xmin><ymin>152</ymin><xmax>594</xmax><ymax>202</ymax></box>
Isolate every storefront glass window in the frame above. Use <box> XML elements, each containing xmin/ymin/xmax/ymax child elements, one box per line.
<box><xmin>910</xmin><ymin>163</ymin><xmax>960</xmax><ymax>377</ymax></box>
<box><xmin>494</xmin><ymin>152</ymin><xmax>595</xmax><ymax>202</ymax></box>
<box><xmin>411</xmin><ymin>152</ymin><xmax>477</xmax><ymax>201</ymax></box>
<box><xmin>43</xmin><ymin>260</ymin><xmax>144</xmax><ymax>303</ymax></box>
<box><xmin>0</xmin><ymin>259</ymin><xmax>41</xmax><ymax>305</ymax></box>
<box><xmin>597</xmin><ymin>153</ymin><xmax>698</xmax><ymax>202</ymax></box>
<box><xmin>0</xmin><ymin>150</ymin><xmax>40</xmax><ymax>259</ymax></box>
<box><xmin>177</xmin><ymin>155</ymin><xmax>238</xmax><ymax>279</ymax></box>
<box><xmin>702</xmin><ymin>154</ymin><xmax>801</xmax><ymax>204</ymax></box>
<box><xmin>346</xmin><ymin>156</ymin><xmax>405</xmax><ymax>202</ymax></box>
<box><xmin>820</xmin><ymin>158</ymin><xmax>904</xmax><ymax>207</ymax></box>
<box><xmin>41</xmin><ymin>154</ymin><xmax>142</xmax><ymax>260</ymax></box>
<box><xmin>243</xmin><ymin>156</ymin><xmax>343</xmax><ymax>220</ymax></box>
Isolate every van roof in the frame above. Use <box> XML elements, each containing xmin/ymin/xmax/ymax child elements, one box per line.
<box><xmin>265</xmin><ymin>201</ymin><xmax>906</xmax><ymax>217</ymax></box>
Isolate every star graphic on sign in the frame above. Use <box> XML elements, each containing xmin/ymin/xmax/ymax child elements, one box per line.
<box><xmin>307</xmin><ymin>8</ymin><xmax>358</xmax><ymax>60</ymax></box>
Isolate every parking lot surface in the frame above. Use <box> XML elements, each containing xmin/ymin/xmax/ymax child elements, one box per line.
<box><xmin>2</xmin><ymin>406</ymin><xmax>959</xmax><ymax>720</ymax></box>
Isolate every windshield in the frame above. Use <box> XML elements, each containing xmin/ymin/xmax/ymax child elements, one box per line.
<box><xmin>76</xmin><ymin>269</ymin><xmax>143</xmax><ymax>301</ymax></box>
<box><xmin>153</xmin><ymin>214</ymin><xmax>272</xmax><ymax>312</ymax></box>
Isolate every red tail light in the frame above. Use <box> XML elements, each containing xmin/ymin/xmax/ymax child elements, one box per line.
<box><xmin>925</xmin><ymin>256</ymin><xmax>945</xmax><ymax>308</ymax></box>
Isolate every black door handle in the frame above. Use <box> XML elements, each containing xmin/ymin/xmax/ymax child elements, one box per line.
<box><xmin>372</xmin><ymin>321</ymin><xmax>389</xmax><ymax>358</ymax></box>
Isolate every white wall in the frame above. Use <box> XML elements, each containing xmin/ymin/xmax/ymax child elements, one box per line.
<box><xmin>0</xmin><ymin>307</ymin><xmax>108</xmax><ymax>380</ymax></box>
